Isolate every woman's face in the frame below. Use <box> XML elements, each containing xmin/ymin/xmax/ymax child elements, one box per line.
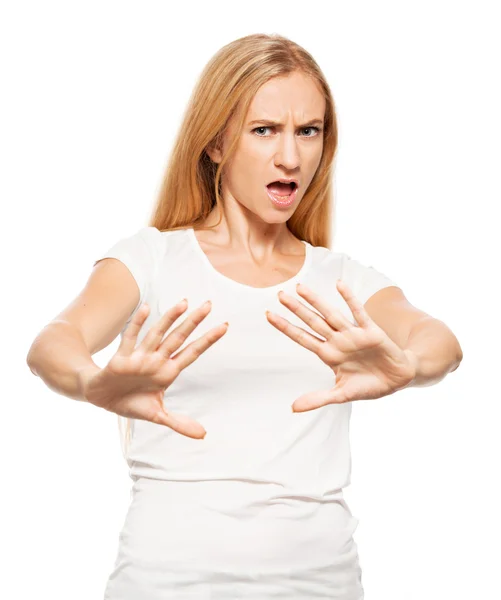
<box><xmin>209</xmin><ymin>71</ymin><xmax>326</xmax><ymax>224</ymax></box>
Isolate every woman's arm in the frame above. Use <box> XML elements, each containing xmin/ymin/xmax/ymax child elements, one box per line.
<box><xmin>365</xmin><ymin>286</ymin><xmax>463</xmax><ymax>388</ymax></box>
<box><xmin>27</xmin><ymin>320</ymin><xmax>101</xmax><ymax>402</ymax></box>
<box><xmin>26</xmin><ymin>257</ymin><xmax>141</xmax><ymax>401</ymax></box>
<box><xmin>403</xmin><ymin>317</ymin><xmax>463</xmax><ymax>388</ymax></box>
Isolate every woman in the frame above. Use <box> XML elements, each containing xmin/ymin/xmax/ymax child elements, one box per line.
<box><xmin>27</xmin><ymin>33</ymin><xmax>463</xmax><ymax>599</ymax></box>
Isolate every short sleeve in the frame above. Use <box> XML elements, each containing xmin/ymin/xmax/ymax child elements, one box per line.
<box><xmin>93</xmin><ymin>226</ymin><xmax>160</xmax><ymax>325</ymax></box>
<box><xmin>341</xmin><ymin>253</ymin><xmax>398</xmax><ymax>306</ymax></box>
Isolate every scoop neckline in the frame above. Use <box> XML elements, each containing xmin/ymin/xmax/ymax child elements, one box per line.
<box><xmin>186</xmin><ymin>227</ymin><xmax>313</xmax><ymax>292</ymax></box>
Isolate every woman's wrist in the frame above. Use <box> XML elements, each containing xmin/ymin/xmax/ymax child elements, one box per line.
<box><xmin>77</xmin><ymin>364</ymin><xmax>102</xmax><ymax>402</ymax></box>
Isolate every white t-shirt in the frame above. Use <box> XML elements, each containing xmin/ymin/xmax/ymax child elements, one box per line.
<box><xmin>95</xmin><ymin>226</ymin><xmax>397</xmax><ymax>600</ymax></box>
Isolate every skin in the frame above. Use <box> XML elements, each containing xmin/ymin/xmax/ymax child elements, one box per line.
<box><xmin>202</xmin><ymin>70</ymin><xmax>326</xmax><ymax>285</ymax></box>
<box><xmin>78</xmin><ymin>70</ymin><xmax>461</xmax><ymax>438</ymax></box>
<box><xmin>199</xmin><ymin>70</ymin><xmax>461</xmax><ymax>412</ymax></box>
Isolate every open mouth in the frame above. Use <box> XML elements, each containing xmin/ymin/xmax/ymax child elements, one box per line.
<box><xmin>266</xmin><ymin>181</ymin><xmax>298</xmax><ymax>207</ymax></box>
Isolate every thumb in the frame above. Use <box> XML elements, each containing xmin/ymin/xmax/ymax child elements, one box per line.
<box><xmin>151</xmin><ymin>407</ymin><xmax>207</xmax><ymax>439</ymax></box>
<box><xmin>291</xmin><ymin>385</ymin><xmax>346</xmax><ymax>413</ymax></box>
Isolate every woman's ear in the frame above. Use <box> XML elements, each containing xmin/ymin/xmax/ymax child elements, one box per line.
<box><xmin>206</xmin><ymin>140</ymin><xmax>223</xmax><ymax>164</ymax></box>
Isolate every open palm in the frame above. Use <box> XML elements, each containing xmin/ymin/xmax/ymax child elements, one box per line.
<box><xmin>265</xmin><ymin>280</ymin><xmax>417</xmax><ymax>412</ymax></box>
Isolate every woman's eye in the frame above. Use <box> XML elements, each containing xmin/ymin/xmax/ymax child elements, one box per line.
<box><xmin>254</xmin><ymin>126</ymin><xmax>270</xmax><ymax>136</ymax></box>
<box><xmin>301</xmin><ymin>126</ymin><xmax>321</xmax><ymax>137</ymax></box>
<box><xmin>253</xmin><ymin>126</ymin><xmax>321</xmax><ymax>137</ymax></box>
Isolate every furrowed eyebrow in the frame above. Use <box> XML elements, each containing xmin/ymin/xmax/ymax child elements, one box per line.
<box><xmin>248</xmin><ymin>118</ymin><xmax>324</xmax><ymax>127</ymax></box>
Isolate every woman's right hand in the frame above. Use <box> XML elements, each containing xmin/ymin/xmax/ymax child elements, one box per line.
<box><xmin>81</xmin><ymin>299</ymin><xmax>228</xmax><ymax>440</ymax></box>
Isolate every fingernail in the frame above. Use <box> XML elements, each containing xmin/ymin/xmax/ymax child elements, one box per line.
<box><xmin>203</xmin><ymin>300</ymin><xmax>211</xmax><ymax>308</ymax></box>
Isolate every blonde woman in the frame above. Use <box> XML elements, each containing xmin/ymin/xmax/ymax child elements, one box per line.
<box><xmin>27</xmin><ymin>33</ymin><xmax>463</xmax><ymax>600</ymax></box>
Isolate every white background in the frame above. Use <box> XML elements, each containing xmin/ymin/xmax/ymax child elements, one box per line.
<box><xmin>3</xmin><ymin>1</ymin><xmax>498</xmax><ymax>598</ymax></box>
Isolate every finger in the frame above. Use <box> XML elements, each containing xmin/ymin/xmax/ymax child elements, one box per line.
<box><xmin>150</xmin><ymin>408</ymin><xmax>207</xmax><ymax>440</ymax></box>
<box><xmin>156</xmin><ymin>300</ymin><xmax>213</xmax><ymax>359</ymax></box>
<box><xmin>277</xmin><ymin>290</ymin><xmax>333</xmax><ymax>339</ymax></box>
<box><xmin>291</xmin><ymin>386</ymin><xmax>347</xmax><ymax>412</ymax></box>
<box><xmin>119</xmin><ymin>303</ymin><xmax>151</xmax><ymax>355</ymax></box>
<box><xmin>334</xmin><ymin>280</ymin><xmax>370</xmax><ymax>328</ymax></box>
<box><xmin>265</xmin><ymin>310</ymin><xmax>325</xmax><ymax>354</ymax></box>
<box><xmin>140</xmin><ymin>298</ymin><xmax>191</xmax><ymax>353</ymax></box>
<box><xmin>170</xmin><ymin>321</ymin><xmax>229</xmax><ymax>371</ymax></box>
<box><xmin>113</xmin><ymin>392</ymin><xmax>207</xmax><ymax>439</ymax></box>
<box><xmin>295</xmin><ymin>283</ymin><xmax>354</xmax><ymax>332</ymax></box>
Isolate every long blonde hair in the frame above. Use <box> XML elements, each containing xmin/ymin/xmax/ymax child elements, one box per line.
<box><xmin>118</xmin><ymin>32</ymin><xmax>339</xmax><ymax>460</ymax></box>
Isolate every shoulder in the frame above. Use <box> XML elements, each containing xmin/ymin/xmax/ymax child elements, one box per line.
<box><xmin>94</xmin><ymin>226</ymin><xmax>171</xmax><ymax>275</ymax></box>
<box><xmin>307</xmin><ymin>243</ymin><xmax>344</xmax><ymax>270</ymax></box>
<box><xmin>104</xmin><ymin>225</ymin><xmax>163</xmax><ymax>249</ymax></box>
<box><xmin>308</xmin><ymin>244</ymin><xmax>397</xmax><ymax>305</ymax></box>
<box><xmin>135</xmin><ymin>225</ymin><xmax>166</xmax><ymax>249</ymax></box>
<box><xmin>309</xmin><ymin>243</ymin><xmax>390</xmax><ymax>274</ymax></box>
<box><xmin>121</xmin><ymin>225</ymin><xmax>183</xmax><ymax>256</ymax></box>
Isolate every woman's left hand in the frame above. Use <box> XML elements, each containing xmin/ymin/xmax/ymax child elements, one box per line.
<box><xmin>265</xmin><ymin>281</ymin><xmax>418</xmax><ymax>412</ymax></box>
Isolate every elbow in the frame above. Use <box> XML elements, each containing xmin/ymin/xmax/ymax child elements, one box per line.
<box><xmin>26</xmin><ymin>336</ymin><xmax>42</xmax><ymax>376</ymax></box>
<box><xmin>26</xmin><ymin>349</ymin><xmax>38</xmax><ymax>376</ymax></box>
<box><xmin>450</xmin><ymin>341</ymin><xmax>463</xmax><ymax>373</ymax></box>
